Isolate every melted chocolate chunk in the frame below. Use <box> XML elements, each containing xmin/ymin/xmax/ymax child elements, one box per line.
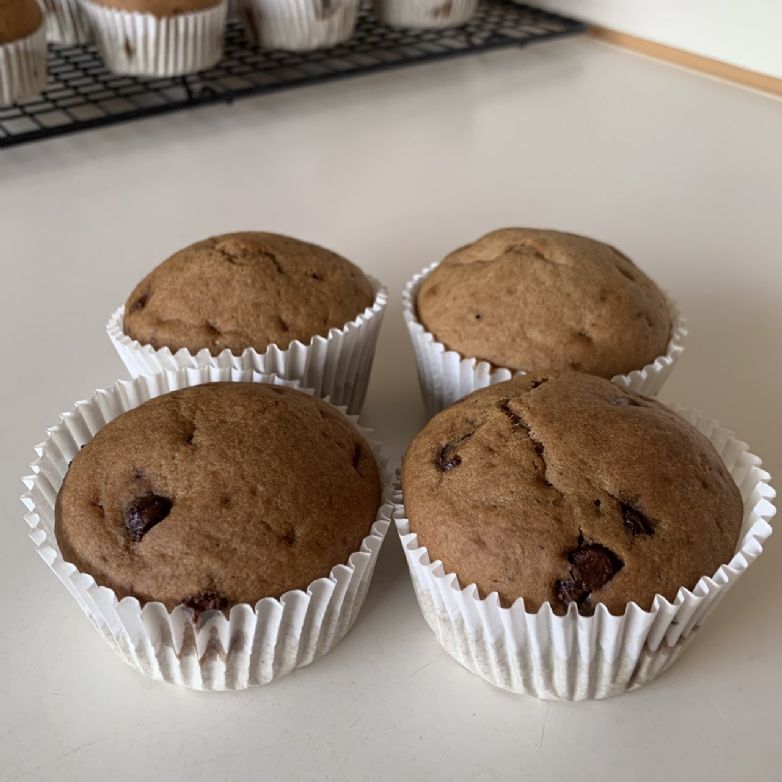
<box><xmin>436</xmin><ymin>433</ymin><xmax>472</xmax><ymax>471</ymax></box>
<box><xmin>124</xmin><ymin>493</ymin><xmax>172</xmax><ymax>542</ymax></box>
<box><xmin>621</xmin><ymin>503</ymin><xmax>655</xmax><ymax>536</ymax></box>
<box><xmin>555</xmin><ymin>540</ymin><xmax>624</xmax><ymax>610</ymax></box>
<box><xmin>568</xmin><ymin>544</ymin><xmax>622</xmax><ymax>591</ymax></box>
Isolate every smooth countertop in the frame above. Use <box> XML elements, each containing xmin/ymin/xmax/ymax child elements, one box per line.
<box><xmin>1</xmin><ymin>35</ymin><xmax>781</xmax><ymax>782</ymax></box>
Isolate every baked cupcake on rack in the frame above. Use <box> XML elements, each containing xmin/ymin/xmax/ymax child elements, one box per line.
<box><xmin>42</xmin><ymin>0</ymin><xmax>92</xmax><ymax>44</ymax></box>
<box><xmin>0</xmin><ymin>0</ymin><xmax>47</xmax><ymax>106</ymax></box>
<box><xmin>80</xmin><ymin>0</ymin><xmax>227</xmax><ymax>76</ymax></box>
<box><xmin>374</xmin><ymin>0</ymin><xmax>478</xmax><ymax>29</ymax></box>
<box><xmin>239</xmin><ymin>0</ymin><xmax>359</xmax><ymax>51</ymax></box>
<box><xmin>108</xmin><ymin>231</ymin><xmax>388</xmax><ymax>413</ymax></box>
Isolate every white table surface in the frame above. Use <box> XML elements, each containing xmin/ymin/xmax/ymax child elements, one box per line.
<box><xmin>1</xmin><ymin>35</ymin><xmax>781</xmax><ymax>782</ymax></box>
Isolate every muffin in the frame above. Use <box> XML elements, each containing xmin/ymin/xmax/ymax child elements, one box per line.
<box><xmin>80</xmin><ymin>0</ymin><xmax>226</xmax><ymax>76</ymax></box>
<box><xmin>109</xmin><ymin>232</ymin><xmax>388</xmax><ymax>413</ymax></box>
<box><xmin>24</xmin><ymin>369</ymin><xmax>391</xmax><ymax>689</ymax></box>
<box><xmin>404</xmin><ymin>228</ymin><xmax>686</xmax><ymax>414</ymax></box>
<box><xmin>396</xmin><ymin>372</ymin><xmax>772</xmax><ymax>699</ymax></box>
<box><xmin>42</xmin><ymin>0</ymin><xmax>91</xmax><ymax>44</ymax></box>
<box><xmin>0</xmin><ymin>0</ymin><xmax>47</xmax><ymax>106</ymax></box>
<box><xmin>374</xmin><ymin>0</ymin><xmax>478</xmax><ymax>29</ymax></box>
<box><xmin>56</xmin><ymin>382</ymin><xmax>381</xmax><ymax>609</ymax></box>
<box><xmin>239</xmin><ymin>0</ymin><xmax>358</xmax><ymax>51</ymax></box>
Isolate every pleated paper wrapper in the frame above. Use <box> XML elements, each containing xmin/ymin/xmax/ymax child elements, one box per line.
<box><xmin>238</xmin><ymin>0</ymin><xmax>358</xmax><ymax>51</ymax></box>
<box><xmin>44</xmin><ymin>0</ymin><xmax>92</xmax><ymax>45</ymax></box>
<box><xmin>0</xmin><ymin>24</ymin><xmax>47</xmax><ymax>107</ymax></box>
<box><xmin>373</xmin><ymin>0</ymin><xmax>478</xmax><ymax>29</ymax></box>
<box><xmin>107</xmin><ymin>277</ymin><xmax>388</xmax><ymax>415</ymax></box>
<box><xmin>403</xmin><ymin>262</ymin><xmax>688</xmax><ymax>417</ymax></box>
<box><xmin>80</xmin><ymin>0</ymin><xmax>226</xmax><ymax>77</ymax></box>
<box><xmin>22</xmin><ymin>367</ymin><xmax>393</xmax><ymax>691</ymax></box>
<box><xmin>395</xmin><ymin>407</ymin><xmax>775</xmax><ymax>700</ymax></box>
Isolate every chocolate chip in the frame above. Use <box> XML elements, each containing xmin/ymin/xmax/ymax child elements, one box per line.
<box><xmin>474</xmin><ymin>313</ymin><xmax>482</xmax><ymax>320</ymax></box>
<box><xmin>129</xmin><ymin>293</ymin><xmax>148</xmax><ymax>313</ymax></box>
<box><xmin>281</xmin><ymin>529</ymin><xmax>297</xmax><ymax>546</ymax></box>
<box><xmin>593</xmin><ymin>499</ymin><xmax>601</xmax><ymax>508</ymax></box>
<box><xmin>621</xmin><ymin>503</ymin><xmax>655</xmax><ymax>536</ymax></box>
<box><xmin>568</xmin><ymin>544</ymin><xmax>622</xmax><ymax>591</ymax></box>
<box><xmin>124</xmin><ymin>493</ymin><xmax>172</xmax><ymax>542</ymax></box>
<box><xmin>436</xmin><ymin>433</ymin><xmax>472</xmax><ymax>471</ymax></box>
<box><xmin>555</xmin><ymin>539</ymin><xmax>624</xmax><ymax>610</ymax></box>
<box><xmin>352</xmin><ymin>443</ymin><xmax>362</xmax><ymax>470</ymax></box>
<box><xmin>183</xmin><ymin>591</ymin><xmax>228</xmax><ymax>620</ymax></box>
<box><xmin>311</xmin><ymin>273</ymin><xmax>323</xmax><ymax>281</ymax></box>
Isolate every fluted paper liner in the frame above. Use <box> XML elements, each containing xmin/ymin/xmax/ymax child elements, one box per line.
<box><xmin>22</xmin><ymin>367</ymin><xmax>392</xmax><ymax>690</ymax></box>
<box><xmin>80</xmin><ymin>0</ymin><xmax>226</xmax><ymax>77</ymax></box>
<box><xmin>0</xmin><ymin>24</ymin><xmax>47</xmax><ymax>106</ymax></box>
<box><xmin>239</xmin><ymin>0</ymin><xmax>358</xmax><ymax>51</ymax></box>
<box><xmin>403</xmin><ymin>262</ymin><xmax>688</xmax><ymax>417</ymax></box>
<box><xmin>107</xmin><ymin>276</ymin><xmax>388</xmax><ymax>414</ymax></box>
<box><xmin>373</xmin><ymin>0</ymin><xmax>478</xmax><ymax>29</ymax></box>
<box><xmin>395</xmin><ymin>407</ymin><xmax>775</xmax><ymax>700</ymax></box>
<box><xmin>44</xmin><ymin>0</ymin><xmax>92</xmax><ymax>45</ymax></box>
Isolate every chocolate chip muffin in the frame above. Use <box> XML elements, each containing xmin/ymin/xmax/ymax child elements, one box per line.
<box><xmin>0</xmin><ymin>0</ymin><xmax>43</xmax><ymax>42</ymax></box>
<box><xmin>55</xmin><ymin>382</ymin><xmax>382</xmax><ymax>611</ymax></box>
<box><xmin>89</xmin><ymin>0</ymin><xmax>218</xmax><ymax>16</ymax></box>
<box><xmin>417</xmin><ymin>229</ymin><xmax>671</xmax><ymax>378</ymax></box>
<box><xmin>123</xmin><ymin>232</ymin><xmax>375</xmax><ymax>356</ymax></box>
<box><xmin>401</xmin><ymin>372</ymin><xmax>742</xmax><ymax>615</ymax></box>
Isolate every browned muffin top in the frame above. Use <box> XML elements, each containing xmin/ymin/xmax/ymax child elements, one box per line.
<box><xmin>55</xmin><ymin>383</ymin><xmax>382</xmax><ymax>612</ymax></box>
<box><xmin>90</xmin><ymin>0</ymin><xmax>220</xmax><ymax>18</ymax></box>
<box><xmin>401</xmin><ymin>372</ymin><xmax>742</xmax><ymax>615</ymax></box>
<box><xmin>416</xmin><ymin>229</ymin><xmax>671</xmax><ymax>378</ymax></box>
<box><xmin>0</xmin><ymin>0</ymin><xmax>43</xmax><ymax>43</ymax></box>
<box><xmin>123</xmin><ymin>232</ymin><xmax>375</xmax><ymax>355</ymax></box>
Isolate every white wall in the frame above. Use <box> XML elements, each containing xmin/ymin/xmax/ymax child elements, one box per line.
<box><xmin>535</xmin><ymin>0</ymin><xmax>782</xmax><ymax>80</ymax></box>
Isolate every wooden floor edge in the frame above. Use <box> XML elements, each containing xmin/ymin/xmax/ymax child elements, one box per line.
<box><xmin>589</xmin><ymin>26</ymin><xmax>782</xmax><ymax>98</ymax></box>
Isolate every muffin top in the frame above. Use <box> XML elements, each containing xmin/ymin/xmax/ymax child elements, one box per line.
<box><xmin>416</xmin><ymin>228</ymin><xmax>671</xmax><ymax>378</ymax></box>
<box><xmin>401</xmin><ymin>372</ymin><xmax>742</xmax><ymax>615</ymax></box>
<box><xmin>91</xmin><ymin>0</ymin><xmax>220</xmax><ymax>17</ymax></box>
<box><xmin>55</xmin><ymin>383</ymin><xmax>382</xmax><ymax>612</ymax></box>
<box><xmin>0</xmin><ymin>0</ymin><xmax>43</xmax><ymax>44</ymax></box>
<box><xmin>123</xmin><ymin>232</ymin><xmax>375</xmax><ymax>354</ymax></box>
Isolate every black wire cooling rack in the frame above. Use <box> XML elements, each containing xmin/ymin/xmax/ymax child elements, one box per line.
<box><xmin>0</xmin><ymin>1</ymin><xmax>583</xmax><ymax>148</ymax></box>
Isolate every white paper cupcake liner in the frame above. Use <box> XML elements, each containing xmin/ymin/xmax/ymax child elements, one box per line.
<box><xmin>403</xmin><ymin>261</ymin><xmax>688</xmax><ymax>417</ymax></box>
<box><xmin>107</xmin><ymin>276</ymin><xmax>388</xmax><ymax>414</ymax></box>
<box><xmin>21</xmin><ymin>367</ymin><xmax>393</xmax><ymax>691</ymax></box>
<box><xmin>395</xmin><ymin>406</ymin><xmax>775</xmax><ymax>700</ymax></box>
<box><xmin>374</xmin><ymin>0</ymin><xmax>478</xmax><ymax>29</ymax></box>
<box><xmin>43</xmin><ymin>0</ymin><xmax>92</xmax><ymax>45</ymax></box>
<box><xmin>0</xmin><ymin>24</ymin><xmax>47</xmax><ymax>106</ymax></box>
<box><xmin>80</xmin><ymin>0</ymin><xmax>226</xmax><ymax>77</ymax></box>
<box><xmin>238</xmin><ymin>0</ymin><xmax>358</xmax><ymax>51</ymax></box>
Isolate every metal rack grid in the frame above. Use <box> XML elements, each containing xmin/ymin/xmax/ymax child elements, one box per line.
<box><xmin>0</xmin><ymin>1</ymin><xmax>584</xmax><ymax>148</ymax></box>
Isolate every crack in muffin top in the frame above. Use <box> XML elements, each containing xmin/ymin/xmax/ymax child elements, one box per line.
<box><xmin>401</xmin><ymin>371</ymin><xmax>742</xmax><ymax>615</ymax></box>
<box><xmin>123</xmin><ymin>232</ymin><xmax>375</xmax><ymax>356</ymax></box>
<box><xmin>55</xmin><ymin>382</ymin><xmax>382</xmax><ymax>611</ymax></box>
<box><xmin>416</xmin><ymin>228</ymin><xmax>671</xmax><ymax>378</ymax></box>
